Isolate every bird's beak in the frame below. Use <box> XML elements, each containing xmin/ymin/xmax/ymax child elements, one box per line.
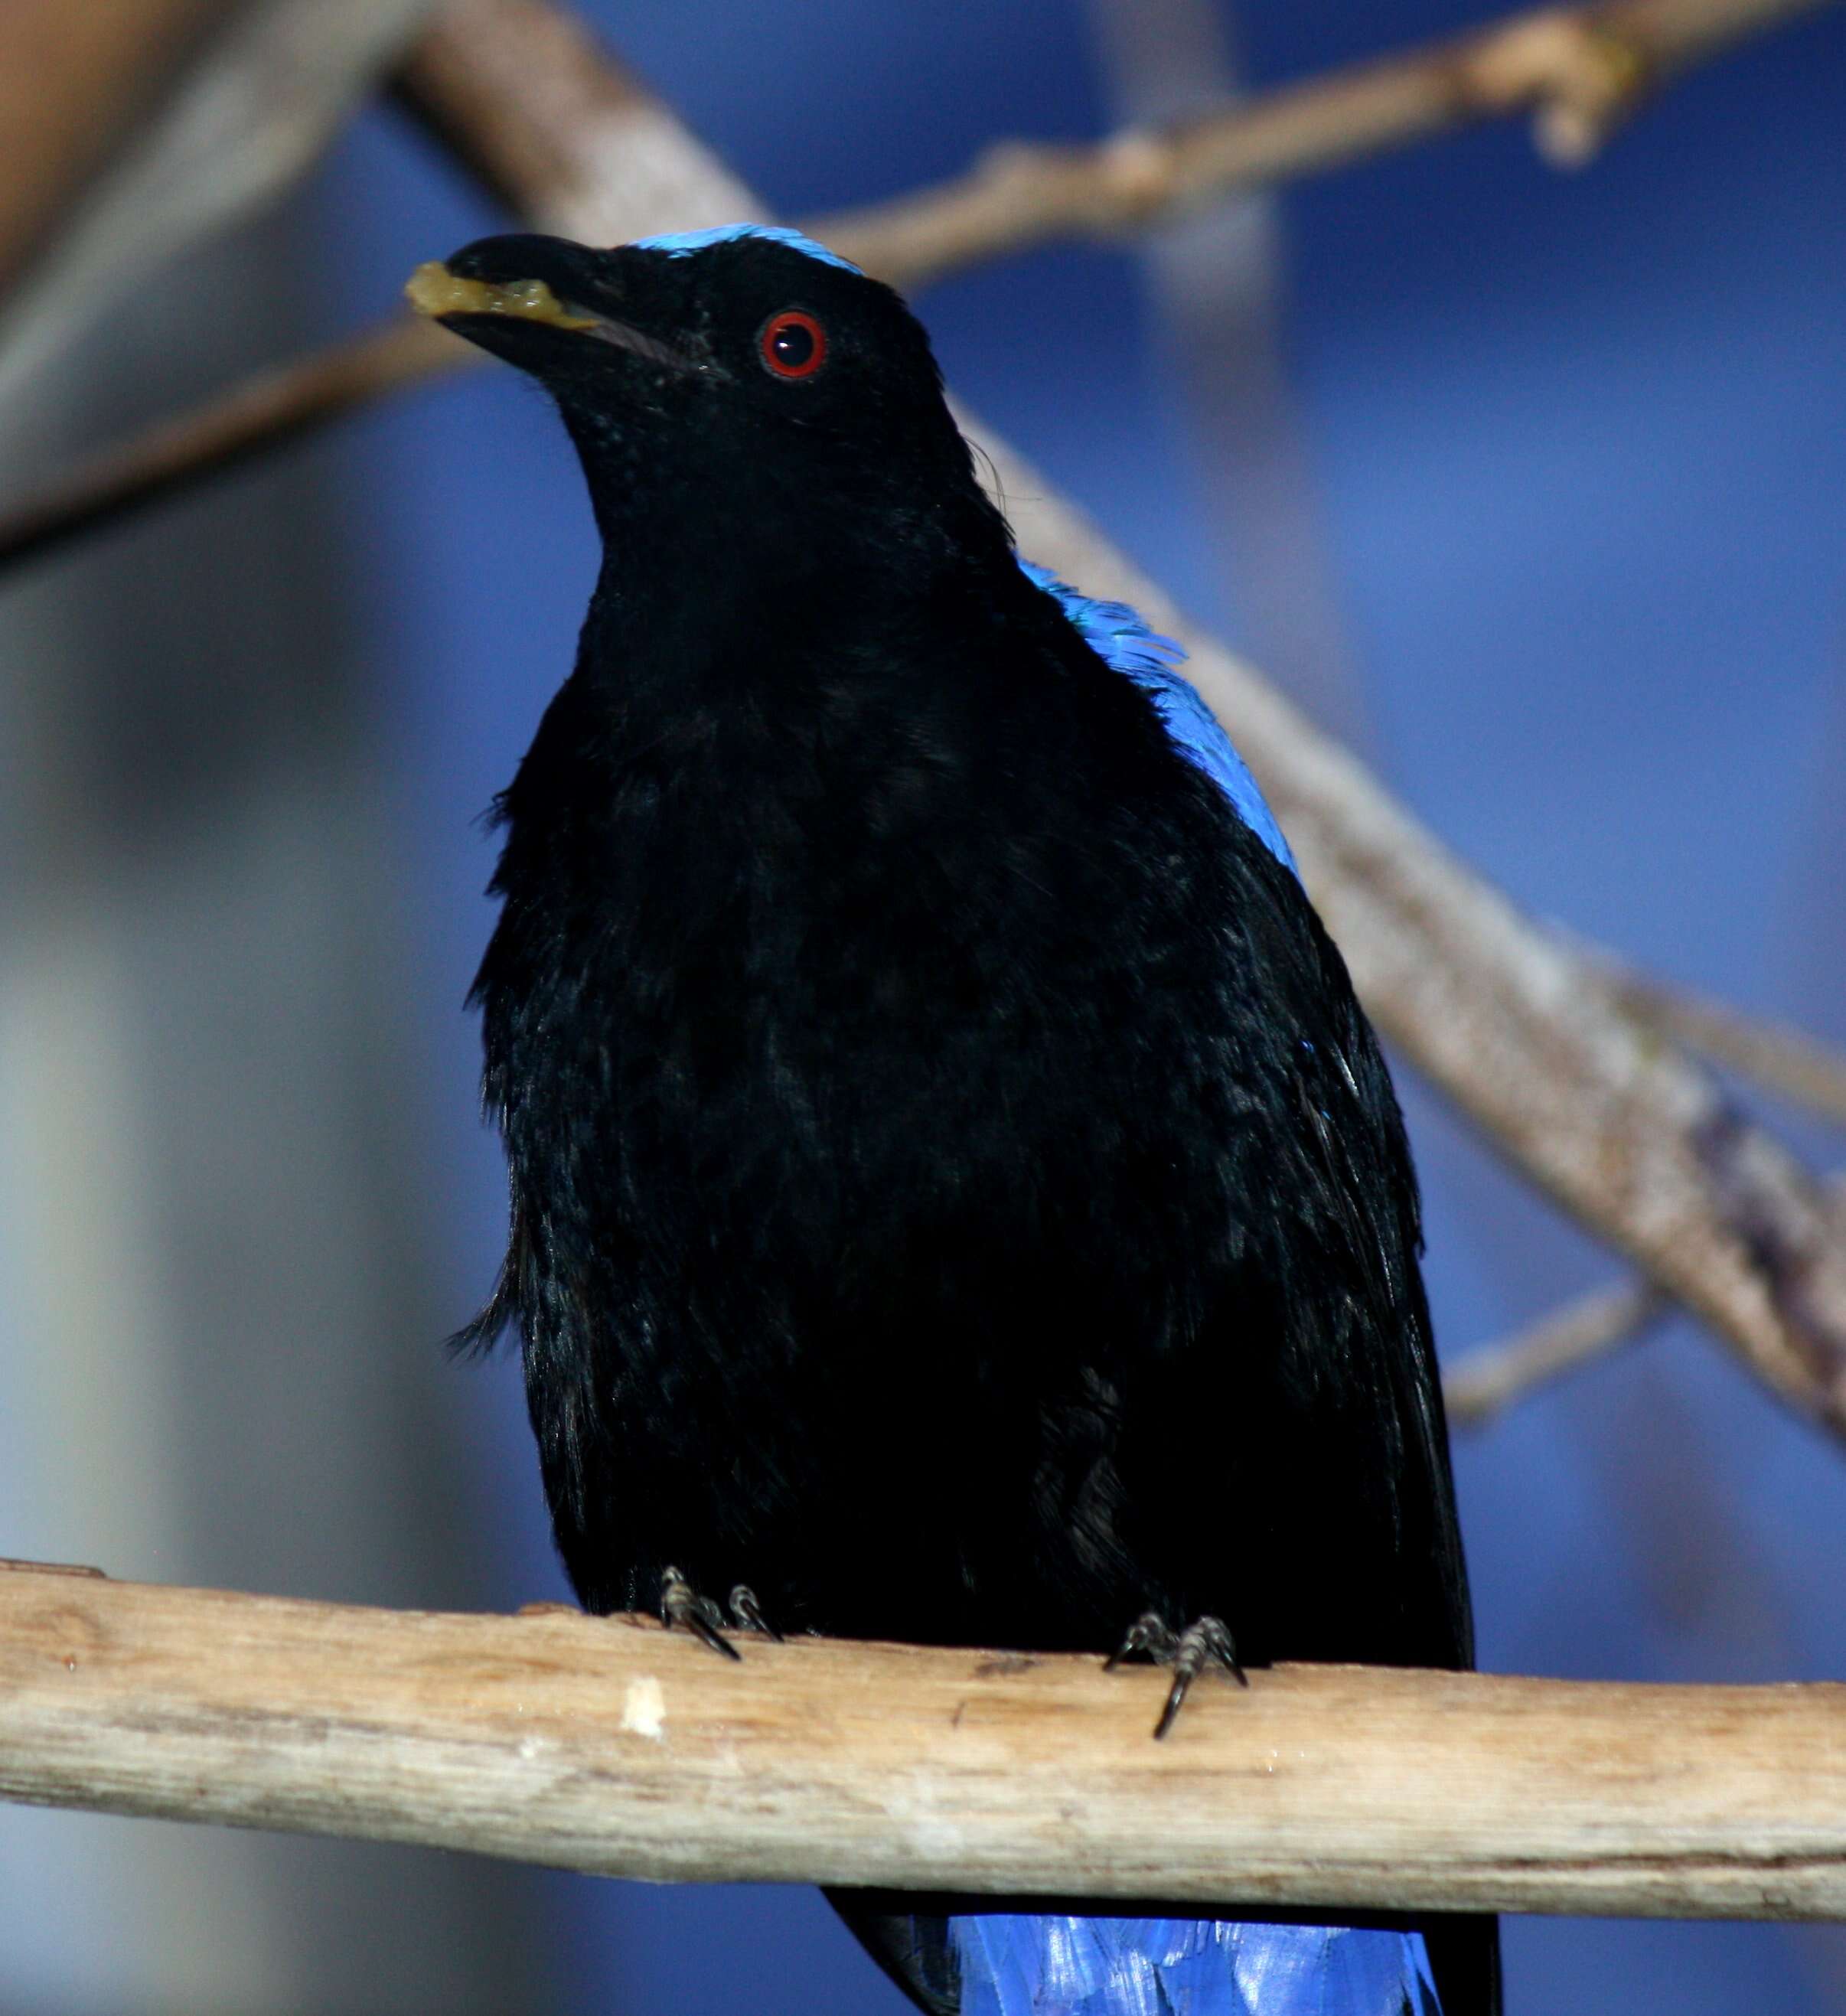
<box><xmin>406</xmin><ymin>233</ymin><xmax>700</xmax><ymax>376</ymax></box>
<box><xmin>406</xmin><ymin>261</ymin><xmax>599</xmax><ymax>335</ymax></box>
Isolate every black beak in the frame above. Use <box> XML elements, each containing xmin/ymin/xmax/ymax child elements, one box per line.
<box><xmin>408</xmin><ymin>233</ymin><xmax>702</xmax><ymax>377</ymax></box>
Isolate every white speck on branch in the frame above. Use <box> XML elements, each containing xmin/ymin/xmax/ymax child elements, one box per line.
<box><xmin>4</xmin><ymin>1564</ymin><xmax>1846</xmax><ymax>1920</ymax></box>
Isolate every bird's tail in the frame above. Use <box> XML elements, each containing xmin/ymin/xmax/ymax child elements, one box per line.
<box><xmin>947</xmin><ymin>1914</ymin><xmax>1440</xmax><ymax>2016</ymax></box>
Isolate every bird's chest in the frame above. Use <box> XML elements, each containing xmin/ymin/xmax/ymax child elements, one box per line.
<box><xmin>496</xmin><ymin>734</ymin><xmax>1235</xmax><ymax>1250</ymax></box>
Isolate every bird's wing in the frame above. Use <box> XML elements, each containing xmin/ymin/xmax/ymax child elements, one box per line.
<box><xmin>1025</xmin><ymin>554</ymin><xmax>1472</xmax><ymax>1672</ymax></box>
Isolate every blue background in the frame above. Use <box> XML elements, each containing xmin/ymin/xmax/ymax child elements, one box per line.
<box><xmin>19</xmin><ymin>1</ymin><xmax>1841</xmax><ymax>2009</ymax></box>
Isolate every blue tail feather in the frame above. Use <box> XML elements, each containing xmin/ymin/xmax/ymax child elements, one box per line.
<box><xmin>949</xmin><ymin>1914</ymin><xmax>1440</xmax><ymax>2016</ymax></box>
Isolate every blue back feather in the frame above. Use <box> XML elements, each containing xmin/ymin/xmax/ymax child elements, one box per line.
<box><xmin>1019</xmin><ymin>562</ymin><xmax>1298</xmax><ymax>879</ymax></box>
<box><xmin>951</xmin><ymin>1915</ymin><xmax>1439</xmax><ymax>2016</ymax></box>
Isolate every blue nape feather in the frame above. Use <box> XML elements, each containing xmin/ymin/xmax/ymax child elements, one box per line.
<box><xmin>634</xmin><ymin>221</ymin><xmax>863</xmax><ymax>273</ymax></box>
<box><xmin>1019</xmin><ymin>562</ymin><xmax>1298</xmax><ymax>880</ymax></box>
<box><xmin>951</xmin><ymin>1915</ymin><xmax>1440</xmax><ymax>2016</ymax></box>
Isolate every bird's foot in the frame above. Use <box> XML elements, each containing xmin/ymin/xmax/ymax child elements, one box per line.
<box><xmin>1105</xmin><ymin>1610</ymin><xmax>1247</xmax><ymax>1738</ymax></box>
<box><xmin>726</xmin><ymin>1584</ymin><xmax>784</xmax><ymax>1642</ymax></box>
<box><xmin>660</xmin><ymin>1566</ymin><xmax>782</xmax><ymax>1659</ymax></box>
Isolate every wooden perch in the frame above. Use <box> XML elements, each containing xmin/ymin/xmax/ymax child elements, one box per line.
<box><xmin>4</xmin><ymin>0</ymin><xmax>1841</xmax><ymax>568</ymax></box>
<box><xmin>3</xmin><ymin>1564</ymin><xmax>1844</xmax><ymax>1920</ymax></box>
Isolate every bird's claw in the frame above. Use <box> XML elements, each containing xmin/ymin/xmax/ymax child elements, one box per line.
<box><xmin>1106</xmin><ymin>1610</ymin><xmax>1246</xmax><ymax>1738</ymax></box>
<box><xmin>660</xmin><ymin>1567</ymin><xmax>781</xmax><ymax>1658</ymax></box>
<box><xmin>660</xmin><ymin>1565</ymin><xmax>739</xmax><ymax>1659</ymax></box>
<box><xmin>729</xmin><ymin>1584</ymin><xmax>784</xmax><ymax>1642</ymax></box>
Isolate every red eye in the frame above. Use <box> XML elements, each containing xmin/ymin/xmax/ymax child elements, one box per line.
<box><xmin>758</xmin><ymin>309</ymin><xmax>827</xmax><ymax>379</ymax></box>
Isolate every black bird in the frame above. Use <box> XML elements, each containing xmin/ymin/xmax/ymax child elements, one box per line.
<box><xmin>413</xmin><ymin>222</ymin><xmax>1499</xmax><ymax>2016</ymax></box>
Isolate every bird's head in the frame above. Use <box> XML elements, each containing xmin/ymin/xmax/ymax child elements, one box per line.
<box><xmin>409</xmin><ymin>223</ymin><xmax>1008</xmax><ymax>598</ymax></box>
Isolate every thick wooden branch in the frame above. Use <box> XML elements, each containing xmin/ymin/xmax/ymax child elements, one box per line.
<box><xmin>3</xmin><ymin>0</ymin><xmax>1839</xmax><ymax>569</ymax></box>
<box><xmin>3</xmin><ymin>1564</ymin><xmax>1844</xmax><ymax>1920</ymax></box>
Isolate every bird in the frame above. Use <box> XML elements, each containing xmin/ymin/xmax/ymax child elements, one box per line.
<box><xmin>410</xmin><ymin>220</ymin><xmax>1500</xmax><ymax>2016</ymax></box>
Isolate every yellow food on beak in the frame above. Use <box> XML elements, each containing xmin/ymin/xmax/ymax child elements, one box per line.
<box><xmin>405</xmin><ymin>261</ymin><xmax>598</xmax><ymax>331</ymax></box>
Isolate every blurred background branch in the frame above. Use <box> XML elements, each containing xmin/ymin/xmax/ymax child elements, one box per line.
<box><xmin>1444</xmin><ymin>1278</ymin><xmax>1667</xmax><ymax>1425</ymax></box>
<box><xmin>1595</xmin><ymin>952</ymin><xmax>1846</xmax><ymax>1130</ymax></box>
<box><xmin>1</xmin><ymin>0</ymin><xmax>1844</xmax><ymax>1459</ymax></box>
<box><xmin>0</xmin><ymin>0</ymin><xmax>236</xmax><ymax>304</ymax></box>
<box><xmin>3</xmin><ymin>0</ymin><xmax>1840</xmax><ymax>572</ymax></box>
<box><xmin>0</xmin><ymin>0</ymin><xmax>439</xmax><ymax>401</ymax></box>
<box><xmin>814</xmin><ymin>0</ymin><xmax>1844</xmax><ymax>282</ymax></box>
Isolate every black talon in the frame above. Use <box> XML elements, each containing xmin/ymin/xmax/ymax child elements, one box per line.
<box><xmin>1105</xmin><ymin>1610</ymin><xmax>1178</xmax><ymax>1671</ymax></box>
<box><xmin>1106</xmin><ymin>1610</ymin><xmax>1245</xmax><ymax>1737</ymax></box>
<box><xmin>660</xmin><ymin>1564</ymin><xmax>741</xmax><ymax>1660</ymax></box>
<box><xmin>729</xmin><ymin>1584</ymin><xmax>784</xmax><ymax>1641</ymax></box>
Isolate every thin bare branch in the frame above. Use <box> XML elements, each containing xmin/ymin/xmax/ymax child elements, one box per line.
<box><xmin>5</xmin><ymin>1564</ymin><xmax>1846</xmax><ymax>1920</ymax></box>
<box><xmin>1443</xmin><ymin>1279</ymin><xmax>1667</xmax><ymax>1427</ymax></box>
<box><xmin>0</xmin><ymin>318</ymin><xmax>457</xmax><ymax>569</ymax></box>
<box><xmin>1599</xmin><ymin>957</ymin><xmax>1846</xmax><ymax>1130</ymax></box>
<box><xmin>1445</xmin><ymin>1160</ymin><xmax>1846</xmax><ymax>1428</ymax></box>
<box><xmin>817</xmin><ymin>0</ymin><xmax>1843</xmax><ymax>285</ymax></box>
<box><xmin>3</xmin><ymin>0</ymin><xmax>1838</xmax><ymax>572</ymax></box>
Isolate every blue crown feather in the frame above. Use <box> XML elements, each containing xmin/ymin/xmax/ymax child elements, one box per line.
<box><xmin>633</xmin><ymin>222</ymin><xmax>861</xmax><ymax>273</ymax></box>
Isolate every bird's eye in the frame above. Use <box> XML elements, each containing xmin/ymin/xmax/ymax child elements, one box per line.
<box><xmin>758</xmin><ymin>309</ymin><xmax>827</xmax><ymax>380</ymax></box>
